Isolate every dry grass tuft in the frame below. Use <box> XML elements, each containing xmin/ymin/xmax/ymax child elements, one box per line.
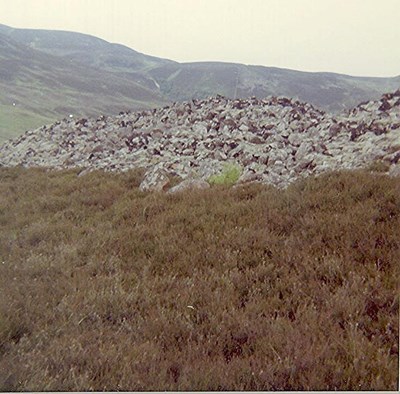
<box><xmin>0</xmin><ymin>167</ymin><xmax>398</xmax><ymax>390</ymax></box>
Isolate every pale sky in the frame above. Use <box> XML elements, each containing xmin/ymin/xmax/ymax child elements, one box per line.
<box><xmin>0</xmin><ymin>0</ymin><xmax>399</xmax><ymax>77</ymax></box>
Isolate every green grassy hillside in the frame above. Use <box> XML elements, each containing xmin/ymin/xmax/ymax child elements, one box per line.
<box><xmin>0</xmin><ymin>32</ymin><xmax>167</xmax><ymax>142</ymax></box>
<box><xmin>0</xmin><ymin>23</ymin><xmax>399</xmax><ymax>140</ymax></box>
<box><xmin>0</xmin><ymin>23</ymin><xmax>173</xmax><ymax>72</ymax></box>
<box><xmin>0</xmin><ymin>104</ymin><xmax>53</xmax><ymax>143</ymax></box>
<box><xmin>0</xmin><ymin>167</ymin><xmax>398</xmax><ymax>391</ymax></box>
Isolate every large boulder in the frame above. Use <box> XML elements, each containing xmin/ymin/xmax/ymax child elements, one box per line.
<box><xmin>139</xmin><ymin>167</ymin><xmax>170</xmax><ymax>192</ymax></box>
<box><xmin>388</xmin><ymin>164</ymin><xmax>400</xmax><ymax>177</ymax></box>
<box><xmin>167</xmin><ymin>179</ymin><xmax>210</xmax><ymax>194</ymax></box>
<box><xmin>236</xmin><ymin>171</ymin><xmax>263</xmax><ymax>185</ymax></box>
<box><xmin>288</xmin><ymin>132</ymin><xmax>303</xmax><ymax>147</ymax></box>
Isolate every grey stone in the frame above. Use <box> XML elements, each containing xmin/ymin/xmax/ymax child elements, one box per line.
<box><xmin>0</xmin><ymin>92</ymin><xmax>399</xmax><ymax>189</ymax></box>
<box><xmin>288</xmin><ymin>133</ymin><xmax>302</xmax><ymax>147</ymax></box>
<box><xmin>388</xmin><ymin>164</ymin><xmax>400</xmax><ymax>177</ymax></box>
<box><xmin>139</xmin><ymin>167</ymin><xmax>170</xmax><ymax>192</ymax></box>
<box><xmin>295</xmin><ymin>142</ymin><xmax>313</xmax><ymax>162</ymax></box>
<box><xmin>167</xmin><ymin>179</ymin><xmax>210</xmax><ymax>194</ymax></box>
<box><xmin>237</xmin><ymin>171</ymin><xmax>263</xmax><ymax>184</ymax></box>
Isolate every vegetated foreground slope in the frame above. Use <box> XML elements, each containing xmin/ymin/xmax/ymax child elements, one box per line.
<box><xmin>0</xmin><ymin>167</ymin><xmax>398</xmax><ymax>391</ymax></box>
<box><xmin>1</xmin><ymin>91</ymin><xmax>399</xmax><ymax>189</ymax></box>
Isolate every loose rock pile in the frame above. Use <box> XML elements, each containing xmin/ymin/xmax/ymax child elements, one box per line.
<box><xmin>0</xmin><ymin>91</ymin><xmax>399</xmax><ymax>189</ymax></box>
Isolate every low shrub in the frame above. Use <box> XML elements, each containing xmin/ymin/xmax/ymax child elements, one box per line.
<box><xmin>0</xmin><ymin>167</ymin><xmax>398</xmax><ymax>391</ymax></box>
<box><xmin>208</xmin><ymin>163</ymin><xmax>242</xmax><ymax>185</ymax></box>
<box><xmin>367</xmin><ymin>161</ymin><xmax>390</xmax><ymax>173</ymax></box>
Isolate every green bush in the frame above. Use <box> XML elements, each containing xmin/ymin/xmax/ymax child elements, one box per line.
<box><xmin>208</xmin><ymin>163</ymin><xmax>242</xmax><ymax>185</ymax></box>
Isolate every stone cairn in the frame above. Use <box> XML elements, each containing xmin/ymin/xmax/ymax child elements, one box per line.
<box><xmin>0</xmin><ymin>91</ymin><xmax>399</xmax><ymax>191</ymax></box>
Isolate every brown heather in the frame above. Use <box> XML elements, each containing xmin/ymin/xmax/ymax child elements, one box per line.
<box><xmin>0</xmin><ymin>167</ymin><xmax>398</xmax><ymax>391</ymax></box>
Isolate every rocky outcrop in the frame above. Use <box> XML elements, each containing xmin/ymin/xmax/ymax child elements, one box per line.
<box><xmin>139</xmin><ymin>166</ymin><xmax>170</xmax><ymax>192</ymax></box>
<box><xmin>0</xmin><ymin>91</ymin><xmax>399</xmax><ymax>188</ymax></box>
<box><xmin>167</xmin><ymin>179</ymin><xmax>210</xmax><ymax>194</ymax></box>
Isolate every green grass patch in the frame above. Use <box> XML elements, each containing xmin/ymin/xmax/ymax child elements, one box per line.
<box><xmin>208</xmin><ymin>163</ymin><xmax>242</xmax><ymax>185</ymax></box>
<box><xmin>0</xmin><ymin>104</ymin><xmax>54</xmax><ymax>142</ymax></box>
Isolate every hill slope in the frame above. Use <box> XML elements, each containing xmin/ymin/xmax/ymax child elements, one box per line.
<box><xmin>0</xmin><ymin>23</ymin><xmax>399</xmax><ymax>141</ymax></box>
<box><xmin>0</xmin><ymin>166</ymin><xmax>398</xmax><ymax>390</ymax></box>
<box><xmin>0</xmin><ymin>31</ymin><xmax>168</xmax><ymax>142</ymax></box>
<box><xmin>0</xmin><ymin>23</ymin><xmax>174</xmax><ymax>72</ymax></box>
<box><xmin>2</xmin><ymin>24</ymin><xmax>399</xmax><ymax>111</ymax></box>
<box><xmin>148</xmin><ymin>62</ymin><xmax>400</xmax><ymax>112</ymax></box>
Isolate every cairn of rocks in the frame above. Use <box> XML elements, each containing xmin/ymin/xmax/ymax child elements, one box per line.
<box><xmin>0</xmin><ymin>91</ymin><xmax>399</xmax><ymax>190</ymax></box>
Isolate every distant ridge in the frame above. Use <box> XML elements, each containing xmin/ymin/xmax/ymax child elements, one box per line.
<box><xmin>0</xmin><ymin>23</ymin><xmax>399</xmax><ymax>141</ymax></box>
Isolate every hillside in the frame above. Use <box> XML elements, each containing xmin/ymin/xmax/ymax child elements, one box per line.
<box><xmin>3</xmin><ymin>23</ymin><xmax>397</xmax><ymax>113</ymax></box>
<box><xmin>0</xmin><ymin>23</ymin><xmax>399</xmax><ymax>142</ymax></box>
<box><xmin>0</xmin><ymin>31</ymin><xmax>168</xmax><ymax>143</ymax></box>
<box><xmin>0</xmin><ymin>166</ymin><xmax>398</xmax><ymax>391</ymax></box>
<box><xmin>0</xmin><ymin>23</ymin><xmax>173</xmax><ymax>72</ymax></box>
<box><xmin>148</xmin><ymin>62</ymin><xmax>400</xmax><ymax>112</ymax></box>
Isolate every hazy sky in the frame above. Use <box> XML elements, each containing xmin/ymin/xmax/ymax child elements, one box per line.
<box><xmin>1</xmin><ymin>0</ymin><xmax>399</xmax><ymax>77</ymax></box>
